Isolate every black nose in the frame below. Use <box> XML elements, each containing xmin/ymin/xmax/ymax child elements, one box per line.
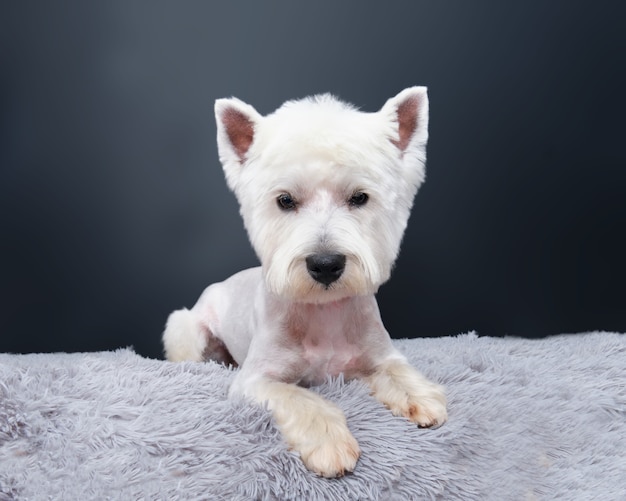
<box><xmin>306</xmin><ymin>253</ymin><xmax>346</xmax><ymax>286</ymax></box>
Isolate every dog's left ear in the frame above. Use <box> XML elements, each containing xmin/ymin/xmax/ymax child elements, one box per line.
<box><xmin>381</xmin><ymin>86</ymin><xmax>429</xmax><ymax>154</ymax></box>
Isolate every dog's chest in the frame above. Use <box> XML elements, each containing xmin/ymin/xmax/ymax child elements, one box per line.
<box><xmin>302</xmin><ymin>331</ymin><xmax>360</xmax><ymax>380</ymax></box>
<box><xmin>290</xmin><ymin>304</ymin><xmax>365</xmax><ymax>384</ymax></box>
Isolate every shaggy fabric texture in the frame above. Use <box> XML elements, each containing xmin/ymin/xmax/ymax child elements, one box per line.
<box><xmin>0</xmin><ymin>333</ymin><xmax>624</xmax><ymax>500</ymax></box>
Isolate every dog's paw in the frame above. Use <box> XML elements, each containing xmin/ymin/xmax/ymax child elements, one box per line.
<box><xmin>251</xmin><ymin>380</ymin><xmax>361</xmax><ymax>477</ymax></box>
<box><xmin>401</xmin><ymin>384</ymin><xmax>448</xmax><ymax>428</ymax></box>
<box><xmin>297</xmin><ymin>424</ymin><xmax>361</xmax><ymax>478</ymax></box>
<box><xmin>367</xmin><ymin>359</ymin><xmax>448</xmax><ymax>428</ymax></box>
<box><xmin>283</xmin><ymin>396</ymin><xmax>360</xmax><ymax>477</ymax></box>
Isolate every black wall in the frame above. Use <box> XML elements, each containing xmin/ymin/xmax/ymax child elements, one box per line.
<box><xmin>2</xmin><ymin>2</ymin><xmax>625</xmax><ymax>359</ymax></box>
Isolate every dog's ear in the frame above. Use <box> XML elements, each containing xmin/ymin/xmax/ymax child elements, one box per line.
<box><xmin>381</xmin><ymin>86</ymin><xmax>429</xmax><ymax>154</ymax></box>
<box><xmin>215</xmin><ymin>98</ymin><xmax>262</xmax><ymax>165</ymax></box>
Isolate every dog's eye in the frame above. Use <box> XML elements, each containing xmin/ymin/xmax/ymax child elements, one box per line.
<box><xmin>348</xmin><ymin>191</ymin><xmax>369</xmax><ymax>207</ymax></box>
<box><xmin>277</xmin><ymin>193</ymin><xmax>297</xmax><ymax>211</ymax></box>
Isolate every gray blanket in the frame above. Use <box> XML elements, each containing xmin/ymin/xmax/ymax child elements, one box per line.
<box><xmin>1</xmin><ymin>332</ymin><xmax>624</xmax><ymax>500</ymax></box>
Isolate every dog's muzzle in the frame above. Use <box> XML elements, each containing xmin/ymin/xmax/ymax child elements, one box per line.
<box><xmin>306</xmin><ymin>253</ymin><xmax>346</xmax><ymax>286</ymax></box>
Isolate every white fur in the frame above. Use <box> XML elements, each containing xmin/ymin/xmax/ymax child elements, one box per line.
<box><xmin>163</xmin><ymin>88</ymin><xmax>447</xmax><ymax>477</ymax></box>
<box><xmin>162</xmin><ymin>309</ymin><xmax>207</xmax><ymax>362</ymax></box>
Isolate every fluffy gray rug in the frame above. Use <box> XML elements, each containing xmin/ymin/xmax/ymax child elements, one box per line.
<box><xmin>1</xmin><ymin>332</ymin><xmax>624</xmax><ymax>500</ymax></box>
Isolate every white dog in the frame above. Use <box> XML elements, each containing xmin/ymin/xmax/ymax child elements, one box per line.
<box><xmin>163</xmin><ymin>87</ymin><xmax>447</xmax><ymax>477</ymax></box>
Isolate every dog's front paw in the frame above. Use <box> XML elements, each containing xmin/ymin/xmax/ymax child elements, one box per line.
<box><xmin>296</xmin><ymin>422</ymin><xmax>361</xmax><ymax>478</ymax></box>
<box><xmin>401</xmin><ymin>383</ymin><xmax>448</xmax><ymax>428</ymax></box>
<box><xmin>367</xmin><ymin>360</ymin><xmax>448</xmax><ymax>428</ymax></box>
<box><xmin>258</xmin><ymin>381</ymin><xmax>361</xmax><ymax>477</ymax></box>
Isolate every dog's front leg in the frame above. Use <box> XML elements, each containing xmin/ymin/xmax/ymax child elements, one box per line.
<box><xmin>366</xmin><ymin>355</ymin><xmax>448</xmax><ymax>428</ymax></box>
<box><xmin>230</xmin><ymin>373</ymin><xmax>360</xmax><ymax>478</ymax></box>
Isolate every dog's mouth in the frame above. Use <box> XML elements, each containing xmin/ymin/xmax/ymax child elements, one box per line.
<box><xmin>264</xmin><ymin>253</ymin><xmax>379</xmax><ymax>302</ymax></box>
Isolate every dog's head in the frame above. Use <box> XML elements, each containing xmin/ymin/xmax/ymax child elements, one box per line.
<box><xmin>214</xmin><ymin>88</ymin><xmax>428</xmax><ymax>303</ymax></box>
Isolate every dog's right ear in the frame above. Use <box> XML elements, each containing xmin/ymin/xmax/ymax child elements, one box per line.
<box><xmin>215</xmin><ymin>98</ymin><xmax>262</xmax><ymax>166</ymax></box>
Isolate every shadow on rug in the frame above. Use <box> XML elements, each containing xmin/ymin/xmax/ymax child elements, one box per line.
<box><xmin>1</xmin><ymin>332</ymin><xmax>624</xmax><ymax>500</ymax></box>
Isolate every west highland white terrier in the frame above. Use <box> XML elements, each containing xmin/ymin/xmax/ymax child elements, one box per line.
<box><xmin>162</xmin><ymin>87</ymin><xmax>447</xmax><ymax>477</ymax></box>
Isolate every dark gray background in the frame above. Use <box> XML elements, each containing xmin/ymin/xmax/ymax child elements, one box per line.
<box><xmin>2</xmin><ymin>2</ymin><xmax>625</xmax><ymax>359</ymax></box>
